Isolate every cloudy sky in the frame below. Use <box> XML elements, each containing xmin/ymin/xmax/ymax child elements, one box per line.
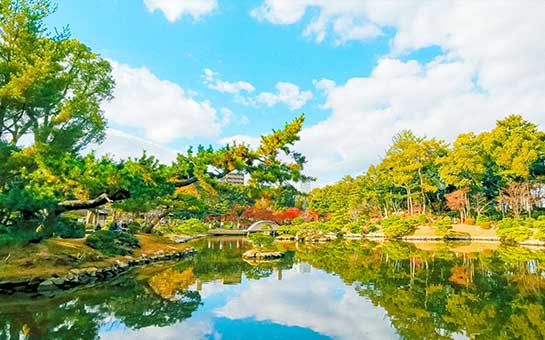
<box><xmin>47</xmin><ymin>0</ymin><xmax>545</xmax><ymax>185</ymax></box>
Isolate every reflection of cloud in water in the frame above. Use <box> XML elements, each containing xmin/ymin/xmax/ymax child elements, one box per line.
<box><xmin>189</xmin><ymin>279</ymin><xmax>228</xmax><ymax>299</ymax></box>
<box><xmin>215</xmin><ymin>265</ymin><xmax>397</xmax><ymax>340</ymax></box>
<box><xmin>99</xmin><ymin>318</ymin><xmax>219</xmax><ymax>340</ymax></box>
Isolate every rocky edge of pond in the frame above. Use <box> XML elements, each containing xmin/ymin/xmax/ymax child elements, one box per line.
<box><xmin>0</xmin><ymin>248</ymin><xmax>197</xmax><ymax>296</ymax></box>
<box><xmin>242</xmin><ymin>249</ymin><xmax>285</xmax><ymax>260</ymax></box>
<box><xmin>276</xmin><ymin>231</ymin><xmax>338</xmax><ymax>243</ymax></box>
<box><xmin>278</xmin><ymin>230</ymin><xmax>545</xmax><ymax>246</ymax></box>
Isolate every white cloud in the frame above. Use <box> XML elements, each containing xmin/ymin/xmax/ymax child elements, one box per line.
<box><xmin>220</xmin><ymin>107</ymin><xmax>234</xmax><ymax>126</ymax></box>
<box><xmin>297</xmin><ymin>54</ymin><xmax>545</xmax><ymax>183</ymax></box>
<box><xmin>202</xmin><ymin>69</ymin><xmax>311</xmax><ymax>110</ymax></box>
<box><xmin>257</xmin><ymin>82</ymin><xmax>313</xmax><ymax>110</ymax></box>
<box><xmin>203</xmin><ymin>68</ymin><xmax>255</xmax><ymax>94</ymax></box>
<box><xmin>251</xmin><ymin>1</ymin><xmax>381</xmax><ymax>44</ymax></box>
<box><xmin>248</xmin><ymin>1</ymin><xmax>545</xmax><ymax>183</ymax></box>
<box><xmin>219</xmin><ymin>135</ymin><xmax>260</xmax><ymax>149</ymax></box>
<box><xmin>103</xmin><ymin>61</ymin><xmax>221</xmax><ymax>144</ymax></box>
<box><xmin>143</xmin><ymin>0</ymin><xmax>217</xmax><ymax>22</ymax></box>
<box><xmin>90</xmin><ymin>128</ymin><xmax>180</xmax><ymax>164</ymax></box>
<box><xmin>313</xmin><ymin>78</ymin><xmax>336</xmax><ymax>94</ymax></box>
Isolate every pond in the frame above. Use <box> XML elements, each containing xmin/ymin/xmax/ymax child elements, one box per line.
<box><xmin>1</xmin><ymin>237</ymin><xmax>545</xmax><ymax>339</ymax></box>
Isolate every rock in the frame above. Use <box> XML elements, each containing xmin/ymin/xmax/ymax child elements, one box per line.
<box><xmin>38</xmin><ymin>279</ymin><xmax>59</xmax><ymax>292</ymax></box>
<box><xmin>64</xmin><ymin>273</ymin><xmax>77</xmax><ymax>282</ymax></box>
<box><xmin>117</xmin><ymin>261</ymin><xmax>129</xmax><ymax>270</ymax></box>
<box><xmin>84</xmin><ymin>267</ymin><xmax>98</xmax><ymax>276</ymax></box>
<box><xmin>243</xmin><ymin>250</ymin><xmax>284</xmax><ymax>259</ymax></box>
<box><xmin>51</xmin><ymin>277</ymin><xmax>65</xmax><ymax>286</ymax></box>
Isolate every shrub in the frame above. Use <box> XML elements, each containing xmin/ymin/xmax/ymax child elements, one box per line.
<box><xmin>247</xmin><ymin>233</ymin><xmax>275</xmax><ymax>248</ymax></box>
<box><xmin>291</xmin><ymin>217</ymin><xmax>303</xmax><ymax>225</ymax></box>
<box><xmin>381</xmin><ymin>216</ymin><xmax>418</xmax><ymax>237</ymax></box>
<box><xmin>498</xmin><ymin>218</ymin><xmax>518</xmax><ymax>229</ymax></box>
<box><xmin>278</xmin><ymin>224</ymin><xmax>299</xmax><ymax>235</ymax></box>
<box><xmin>86</xmin><ymin>230</ymin><xmax>141</xmax><ymax>256</ymax></box>
<box><xmin>154</xmin><ymin>218</ymin><xmax>208</xmax><ymax>236</ymax></box>
<box><xmin>532</xmin><ymin>220</ymin><xmax>545</xmax><ymax>230</ymax></box>
<box><xmin>0</xmin><ymin>233</ymin><xmax>19</xmax><ymax>248</ymax></box>
<box><xmin>0</xmin><ymin>225</ymin><xmax>44</xmax><ymax>247</ymax></box>
<box><xmin>479</xmin><ymin>222</ymin><xmax>492</xmax><ymax>229</ymax></box>
<box><xmin>497</xmin><ymin>227</ymin><xmax>533</xmax><ymax>242</ymax></box>
<box><xmin>127</xmin><ymin>221</ymin><xmax>143</xmax><ymax>233</ymax></box>
<box><xmin>434</xmin><ymin>216</ymin><xmax>452</xmax><ymax>227</ymax></box>
<box><xmin>53</xmin><ymin>217</ymin><xmax>85</xmax><ymax>239</ymax></box>
<box><xmin>345</xmin><ymin>221</ymin><xmax>362</xmax><ymax>233</ymax></box>
<box><xmin>535</xmin><ymin>230</ymin><xmax>545</xmax><ymax>241</ymax></box>
<box><xmin>417</xmin><ymin>214</ymin><xmax>428</xmax><ymax>225</ymax></box>
<box><xmin>476</xmin><ymin>215</ymin><xmax>490</xmax><ymax>225</ymax></box>
<box><xmin>367</xmin><ymin>225</ymin><xmax>377</xmax><ymax>233</ymax></box>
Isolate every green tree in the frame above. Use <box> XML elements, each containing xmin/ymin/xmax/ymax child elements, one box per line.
<box><xmin>381</xmin><ymin>130</ymin><xmax>446</xmax><ymax>214</ymax></box>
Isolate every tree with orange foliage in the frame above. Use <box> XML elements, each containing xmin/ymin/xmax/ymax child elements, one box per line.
<box><xmin>445</xmin><ymin>188</ymin><xmax>470</xmax><ymax>220</ymax></box>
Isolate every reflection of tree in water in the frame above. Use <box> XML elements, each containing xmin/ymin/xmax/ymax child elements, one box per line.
<box><xmin>0</xmin><ymin>273</ymin><xmax>201</xmax><ymax>339</ymax></box>
<box><xmin>172</xmin><ymin>237</ymin><xmax>295</xmax><ymax>284</ymax></box>
<box><xmin>148</xmin><ymin>267</ymin><xmax>197</xmax><ymax>300</ymax></box>
<box><xmin>295</xmin><ymin>240</ymin><xmax>545</xmax><ymax>339</ymax></box>
<box><xmin>0</xmin><ymin>237</ymin><xmax>295</xmax><ymax>339</ymax></box>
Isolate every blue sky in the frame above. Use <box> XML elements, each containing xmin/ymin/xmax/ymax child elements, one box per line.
<box><xmin>46</xmin><ymin>1</ymin><xmax>545</xmax><ymax>185</ymax></box>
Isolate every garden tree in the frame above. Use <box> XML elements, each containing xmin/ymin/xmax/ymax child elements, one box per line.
<box><xmin>500</xmin><ymin>181</ymin><xmax>542</xmax><ymax>218</ymax></box>
<box><xmin>361</xmin><ymin>164</ymin><xmax>403</xmax><ymax>217</ymax></box>
<box><xmin>438</xmin><ymin>132</ymin><xmax>487</xmax><ymax>191</ymax></box>
<box><xmin>483</xmin><ymin>115</ymin><xmax>545</xmax><ymax>216</ymax></box>
<box><xmin>485</xmin><ymin>115</ymin><xmax>545</xmax><ymax>181</ymax></box>
<box><xmin>438</xmin><ymin>132</ymin><xmax>488</xmax><ymax>215</ymax></box>
<box><xmin>308</xmin><ymin>176</ymin><xmax>353</xmax><ymax>219</ymax></box>
<box><xmin>445</xmin><ymin>188</ymin><xmax>470</xmax><ymax>220</ymax></box>
<box><xmin>0</xmin><ymin>0</ymin><xmax>311</xmax><ymax>233</ymax></box>
<box><xmin>380</xmin><ymin>130</ymin><xmax>447</xmax><ymax>214</ymax></box>
<box><xmin>193</xmin><ymin>182</ymin><xmax>256</xmax><ymax>226</ymax></box>
<box><xmin>0</xmin><ymin>0</ymin><xmax>115</xmax><ymax>231</ymax></box>
<box><xmin>118</xmin><ymin>114</ymin><xmax>310</xmax><ymax>232</ymax></box>
<box><xmin>0</xmin><ymin>0</ymin><xmax>114</xmax><ymax>151</ymax></box>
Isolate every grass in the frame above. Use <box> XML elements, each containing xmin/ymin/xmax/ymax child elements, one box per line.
<box><xmin>0</xmin><ymin>234</ymin><xmax>190</xmax><ymax>281</ymax></box>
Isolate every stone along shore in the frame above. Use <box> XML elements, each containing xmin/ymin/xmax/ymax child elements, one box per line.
<box><xmin>0</xmin><ymin>248</ymin><xmax>197</xmax><ymax>295</ymax></box>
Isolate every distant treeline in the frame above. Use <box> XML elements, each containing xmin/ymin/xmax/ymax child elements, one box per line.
<box><xmin>308</xmin><ymin>115</ymin><xmax>545</xmax><ymax>224</ymax></box>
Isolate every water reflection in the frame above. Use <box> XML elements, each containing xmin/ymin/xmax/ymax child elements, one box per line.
<box><xmin>0</xmin><ymin>238</ymin><xmax>545</xmax><ymax>339</ymax></box>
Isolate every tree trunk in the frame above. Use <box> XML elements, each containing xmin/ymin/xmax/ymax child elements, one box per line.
<box><xmin>418</xmin><ymin>168</ymin><xmax>426</xmax><ymax>214</ymax></box>
<box><xmin>55</xmin><ymin>190</ymin><xmax>130</xmax><ymax>215</ymax></box>
<box><xmin>407</xmin><ymin>187</ymin><xmax>413</xmax><ymax>215</ymax></box>
<box><xmin>143</xmin><ymin>210</ymin><xmax>170</xmax><ymax>233</ymax></box>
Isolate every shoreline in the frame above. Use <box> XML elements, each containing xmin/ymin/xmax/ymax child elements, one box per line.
<box><xmin>0</xmin><ymin>248</ymin><xmax>196</xmax><ymax>296</ymax></box>
<box><xmin>0</xmin><ymin>233</ymin><xmax>199</xmax><ymax>296</ymax></box>
<box><xmin>364</xmin><ymin>232</ymin><xmax>545</xmax><ymax>246</ymax></box>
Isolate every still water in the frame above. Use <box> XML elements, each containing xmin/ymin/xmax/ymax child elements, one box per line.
<box><xmin>2</xmin><ymin>237</ymin><xmax>545</xmax><ymax>339</ymax></box>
